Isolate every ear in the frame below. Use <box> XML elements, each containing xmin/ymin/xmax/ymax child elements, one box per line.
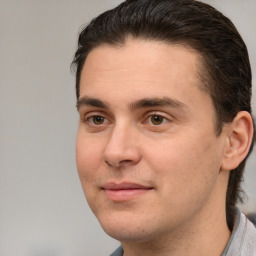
<box><xmin>221</xmin><ymin>111</ymin><xmax>254</xmax><ymax>171</ymax></box>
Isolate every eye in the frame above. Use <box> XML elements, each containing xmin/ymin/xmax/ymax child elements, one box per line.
<box><xmin>149</xmin><ymin>115</ymin><xmax>166</xmax><ymax>125</ymax></box>
<box><xmin>88</xmin><ymin>115</ymin><xmax>106</xmax><ymax>125</ymax></box>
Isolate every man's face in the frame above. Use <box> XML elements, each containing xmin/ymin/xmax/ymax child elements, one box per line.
<box><xmin>76</xmin><ymin>40</ymin><xmax>228</xmax><ymax>243</ymax></box>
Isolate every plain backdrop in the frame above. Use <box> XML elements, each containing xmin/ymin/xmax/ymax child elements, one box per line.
<box><xmin>0</xmin><ymin>0</ymin><xmax>255</xmax><ymax>255</ymax></box>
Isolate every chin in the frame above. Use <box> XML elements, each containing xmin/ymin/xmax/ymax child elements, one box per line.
<box><xmin>97</xmin><ymin>212</ymin><xmax>160</xmax><ymax>243</ymax></box>
<box><xmin>104</xmin><ymin>226</ymin><xmax>152</xmax><ymax>243</ymax></box>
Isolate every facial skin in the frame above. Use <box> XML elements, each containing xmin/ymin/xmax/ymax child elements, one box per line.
<box><xmin>76</xmin><ymin>39</ymin><xmax>233</xmax><ymax>255</ymax></box>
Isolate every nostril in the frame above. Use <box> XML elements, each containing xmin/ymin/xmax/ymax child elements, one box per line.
<box><xmin>103</xmin><ymin>136</ymin><xmax>142</xmax><ymax>168</ymax></box>
<box><xmin>119</xmin><ymin>159</ymin><xmax>133</xmax><ymax>166</ymax></box>
<box><xmin>104</xmin><ymin>159</ymin><xmax>133</xmax><ymax>168</ymax></box>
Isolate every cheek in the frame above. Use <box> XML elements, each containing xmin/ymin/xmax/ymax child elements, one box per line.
<box><xmin>76</xmin><ymin>133</ymin><xmax>103</xmax><ymax>179</ymax></box>
<box><xmin>76</xmin><ymin>134</ymin><xmax>104</xmax><ymax>208</ymax></box>
<box><xmin>147</xmin><ymin>136</ymin><xmax>219</xmax><ymax>194</ymax></box>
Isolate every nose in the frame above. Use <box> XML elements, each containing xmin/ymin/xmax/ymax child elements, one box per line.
<box><xmin>103</xmin><ymin>124</ymin><xmax>141</xmax><ymax>168</ymax></box>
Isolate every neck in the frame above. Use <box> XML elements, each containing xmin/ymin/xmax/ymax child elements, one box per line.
<box><xmin>122</xmin><ymin>209</ymin><xmax>230</xmax><ymax>256</ymax></box>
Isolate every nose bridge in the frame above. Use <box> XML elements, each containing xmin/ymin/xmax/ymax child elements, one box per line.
<box><xmin>103</xmin><ymin>121</ymin><xmax>141</xmax><ymax>167</ymax></box>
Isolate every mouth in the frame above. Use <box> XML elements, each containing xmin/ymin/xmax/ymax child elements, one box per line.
<box><xmin>101</xmin><ymin>182</ymin><xmax>153</xmax><ymax>202</ymax></box>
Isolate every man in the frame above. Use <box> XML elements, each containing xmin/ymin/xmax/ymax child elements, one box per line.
<box><xmin>72</xmin><ymin>0</ymin><xmax>256</xmax><ymax>255</ymax></box>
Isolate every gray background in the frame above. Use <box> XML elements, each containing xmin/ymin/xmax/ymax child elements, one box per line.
<box><xmin>0</xmin><ymin>0</ymin><xmax>255</xmax><ymax>255</ymax></box>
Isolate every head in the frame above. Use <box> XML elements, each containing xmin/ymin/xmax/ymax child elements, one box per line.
<box><xmin>72</xmin><ymin>0</ymin><xmax>255</xmax><ymax>236</ymax></box>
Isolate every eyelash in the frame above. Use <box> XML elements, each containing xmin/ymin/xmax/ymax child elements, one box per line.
<box><xmin>82</xmin><ymin>113</ymin><xmax>109</xmax><ymax>126</ymax></box>
<box><xmin>82</xmin><ymin>112</ymin><xmax>170</xmax><ymax>128</ymax></box>
<box><xmin>146</xmin><ymin>114</ymin><xmax>168</xmax><ymax>126</ymax></box>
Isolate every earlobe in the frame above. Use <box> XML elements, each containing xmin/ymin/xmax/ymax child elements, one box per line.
<box><xmin>221</xmin><ymin>111</ymin><xmax>254</xmax><ymax>171</ymax></box>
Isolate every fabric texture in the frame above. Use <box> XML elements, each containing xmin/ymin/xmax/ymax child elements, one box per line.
<box><xmin>109</xmin><ymin>207</ymin><xmax>256</xmax><ymax>256</ymax></box>
<box><xmin>109</xmin><ymin>246</ymin><xmax>123</xmax><ymax>256</ymax></box>
<box><xmin>222</xmin><ymin>208</ymin><xmax>256</xmax><ymax>256</ymax></box>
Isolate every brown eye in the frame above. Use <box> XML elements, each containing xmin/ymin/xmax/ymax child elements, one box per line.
<box><xmin>150</xmin><ymin>115</ymin><xmax>165</xmax><ymax>125</ymax></box>
<box><xmin>91</xmin><ymin>116</ymin><xmax>105</xmax><ymax>125</ymax></box>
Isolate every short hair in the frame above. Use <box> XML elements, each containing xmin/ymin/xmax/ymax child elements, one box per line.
<box><xmin>72</xmin><ymin>0</ymin><xmax>255</xmax><ymax>216</ymax></box>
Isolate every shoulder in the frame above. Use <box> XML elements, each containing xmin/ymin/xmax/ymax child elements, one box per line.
<box><xmin>225</xmin><ymin>209</ymin><xmax>256</xmax><ymax>256</ymax></box>
<box><xmin>239</xmin><ymin>212</ymin><xmax>256</xmax><ymax>255</ymax></box>
<box><xmin>109</xmin><ymin>246</ymin><xmax>123</xmax><ymax>256</ymax></box>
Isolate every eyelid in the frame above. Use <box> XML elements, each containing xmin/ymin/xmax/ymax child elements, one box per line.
<box><xmin>81</xmin><ymin>110</ymin><xmax>107</xmax><ymax>119</ymax></box>
<box><xmin>80</xmin><ymin>110</ymin><xmax>173</xmax><ymax>126</ymax></box>
<box><xmin>81</xmin><ymin>110</ymin><xmax>112</xmax><ymax>125</ymax></box>
<box><xmin>144</xmin><ymin>111</ymin><xmax>172</xmax><ymax>121</ymax></box>
<box><xmin>140</xmin><ymin>111</ymin><xmax>173</xmax><ymax>128</ymax></box>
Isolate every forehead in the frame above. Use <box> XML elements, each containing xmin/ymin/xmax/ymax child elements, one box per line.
<box><xmin>82</xmin><ymin>39</ymin><xmax>201</xmax><ymax>79</ymax></box>
<box><xmin>79</xmin><ymin>39</ymin><xmax>209</xmax><ymax>107</ymax></box>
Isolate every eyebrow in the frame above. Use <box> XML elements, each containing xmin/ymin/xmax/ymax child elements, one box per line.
<box><xmin>129</xmin><ymin>97</ymin><xmax>189</xmax><ymax>111</ymax></box>
<box><xmin>76</xmin><ymin>96</ymin><xmax>189</xmax><ymax>112</ymax></box>
<box><xmin>76</xmin><ymin>97</ymin><xmax>109</xmax><ymax>110</ymax></box>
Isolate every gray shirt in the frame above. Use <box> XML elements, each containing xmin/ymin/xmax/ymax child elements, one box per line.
<box><xmin>222</xmin><ymin>208</ymin><xmax>256</xmax><ymax>255</ymax></box>
<box><xmin>110</xmin><ymin>208</ymin><xmax>256</xmax><ymax>256</ymax></box>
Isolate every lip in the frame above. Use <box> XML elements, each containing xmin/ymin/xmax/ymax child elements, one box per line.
<box><xmin>102</xmin><ymin>182</ymin><xmax>153</xmax><ymax>201</ymax></box>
